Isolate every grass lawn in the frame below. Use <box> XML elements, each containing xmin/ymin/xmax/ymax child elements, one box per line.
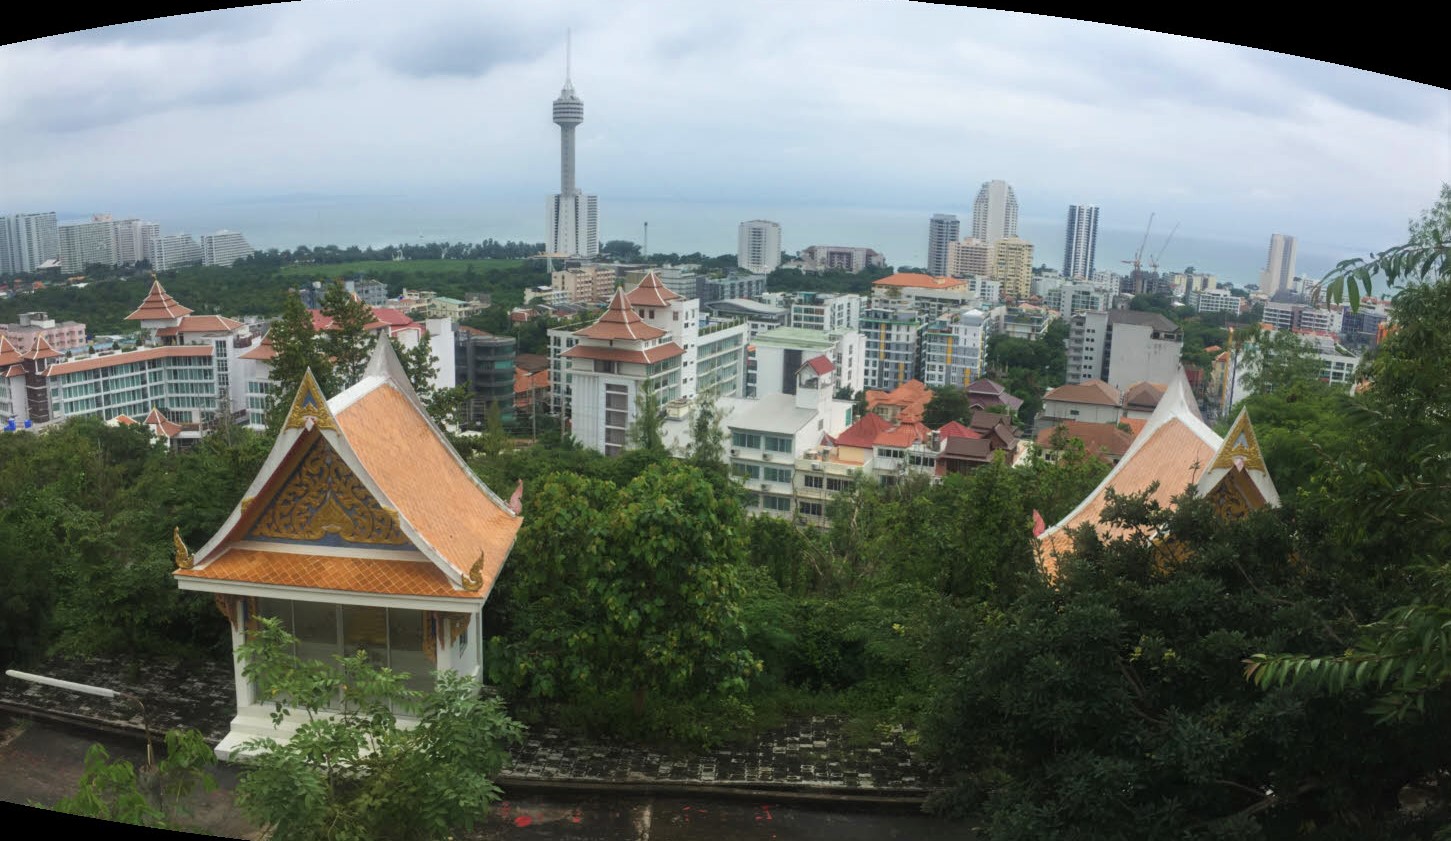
<box><xmin>280</xmin><ymin>258</ymin><xmax>527</xmax><ymax>277</ymax></box>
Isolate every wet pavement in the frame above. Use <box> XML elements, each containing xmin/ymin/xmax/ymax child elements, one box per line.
<box><xmin>0</xmin><ymin>715</ymin><xmax>972</xmax><ymax>840</ymax></box>
<box><xmin>0</xmin><ymin>654</ymin><xmax>937</xmax><ymax>794</ymax></box>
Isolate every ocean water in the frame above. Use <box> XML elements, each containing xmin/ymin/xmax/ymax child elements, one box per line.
<box><xmin>121</xmin><ymin>193</ymin><xmax>1371</xmax><ymax>291</ymax></box>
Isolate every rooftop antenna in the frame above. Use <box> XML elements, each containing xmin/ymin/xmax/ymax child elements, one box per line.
<box><xmin>643</xmin><ymin>221</ymin><xmax>648</xmax><ymax>264</ymax></box>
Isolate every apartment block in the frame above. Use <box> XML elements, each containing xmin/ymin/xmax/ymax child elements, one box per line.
<box><xmin>201</xmin><ymin>230</ymin><xmax>255</xmax><ymax>267</ymax></box>
<box><xmin>921</xmin><ymin>307</ymin><xmax>996</xmax><ymax>389</ymax></box>
<box><xmin>789</xmin><ymin>292</ymin><xmax>862</xmax><ymax>333</ymax></box>
<box><xmin>58</xmin><ymin>216</ymin><xmax>118</xmax><ymax>273</ymax></box>
<box><xmin>990</xmin><ymin>237</ymin><xmax>1034</xmax><ymax>301</ymax></box>
<box><xmin>799</xmin><ymin>245</ymin><xmax>885</xmax><ymax>273</ymax></box>
<box><xmin>1066</xmin><ymin>309</ymin><xmax>1183</xmax><ymax>392</ymax></box>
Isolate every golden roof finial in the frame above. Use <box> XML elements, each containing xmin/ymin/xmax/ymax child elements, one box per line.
<box><xmin>173</xmin><ymin>526</ymin><xmax>195</xmax><ymax>570</ymax></box>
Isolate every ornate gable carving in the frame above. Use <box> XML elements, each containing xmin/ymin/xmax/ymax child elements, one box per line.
<box><xmin>283</xmin><ymin>368</ymin><xmax>338</xmax><ymax>432</ymax></box>
<box><xmin>248</xmin><ymin>436</ymin><xmax>409</xmax><ymax>546</ymax></box>
<box><xmin>1210</xmin><ymin>412</ymin><xmax>1266</xmax><ymax>472</ymax></box>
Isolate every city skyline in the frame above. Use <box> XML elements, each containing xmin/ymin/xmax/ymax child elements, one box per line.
<box><xmin>1</xmin><ymin>3</ymin><xmax>1446</xmax><ymax>269</ymax></box>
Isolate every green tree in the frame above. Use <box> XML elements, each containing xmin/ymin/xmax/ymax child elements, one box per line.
<box><xmin>1319</xmin><ymin>182</ymin><xmax>1451</xmax><ymax>311</ymax></box>
<box><xmin>235</xmin><ymin>617</ymin><xmax>523</xmax><ymax>841</ymax></box>
<box><xmin>1240</xmin><ymin>329</ymin><xmax>1325</xmax><ymax>398</ymax></box>
<box><xmin>922</xmin><ymin>385</ymin><xmax>973</xmax><ymax>428</ymax></box>
<box><xmin>318</xmin><ymin>279</ymin><xmax>376</xmax><ymax>389</ymax></box>
<box><xmin>390</xmin><ymin>335</ymin><xmax>468</xmax><ymax>428</ymax></box>
<box><xmin>627</xmin><ymin>379</ymin><xmax>666</xmax><ymax>455</ymax></box>
<box><xmin>487</xmin><ymin>462</ymin><xmax>758</xmax><ymax>736</ymax></box>
<box><xmin>478</xmin><ymin>402</ymin><xmax>510</xmax><ymax>460</ymax></box>
<box><xmin>688</xmin><ymin>388</ymin><xmax>726</xmax><ymax>473</ymax></box>
<box><xmin>50</xmin><ymin>728</ymin><xmax>218</xmax><ymax>830</ymax></box>
<box><xmin>265</xmin><ymin>290</ymin><xmax>335</xmax><ymax>431</ymax></box>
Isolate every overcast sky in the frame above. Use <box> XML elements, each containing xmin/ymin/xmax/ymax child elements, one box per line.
<box><xmin>1</xmin><ymin>1</ymin><xmax>1447</xmax><ymax>256</ymax></box>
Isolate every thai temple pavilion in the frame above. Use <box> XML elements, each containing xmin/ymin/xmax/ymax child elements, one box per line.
<box><xmin>174</xmin><ymin>336</ymin><xmax>522</xmax><ymax>759</ymax></box>
<box><xmin>1036</xmin><ymin>366</ymin><xmax>1279</xmax><ymax>577</ymax></box>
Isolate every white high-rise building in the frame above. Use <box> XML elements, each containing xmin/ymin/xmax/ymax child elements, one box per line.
<box><xmin>927</xmin><ymin>214</ymin><xmax>959</xmax><ymax>277</ymax></box>
<box><xmin>1063</xmin><ymin>204</ymin><xmax>1100</xmax><ymax>280</ymax></box>
<box><xmin>545</xmin><ymin>35</ymin><xmax>599</xmax><ymax>259</ymax></box>
<box><xmin>149</xmin><ymin>234</ymin><xmax>204</xmax><ymax>271</ymax></box>
<box><xmin>1260</xmin><ymin>234</ymin><xmax>1298</xmax><ymax>297</ymax></box>
<box><xmin>971</xmin><ymin>180</ymin><xmax>1019</xmax><ymax>245</ymax></box>
<box><xmin>111</xmin><ymin>219</ymin><xmax>160</xmax><ymax>266</ymax></box>
<box><xmin>201</xmin><ymin>230</ymin><xmax>255</xmax><ymax>267</ymax></box>
<box><xmin>737</xmin><ymin>220</ymin><xmax>782</xmax><ymax>274</ymax></box>
<box><xmin>1</xmin><ymin>212</ymin><xmax>60</xmax><ymax>274</ymax></box>
<box><xmin>57</xmin><ymin>215</ymin><xmax>119</xmax><ymax>274</ymax></box>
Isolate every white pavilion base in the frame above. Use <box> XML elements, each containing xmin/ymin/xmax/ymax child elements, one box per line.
<box><xmin>214</xmin><ymin>704</ymin><xmax>420</xmax><ymax>762</ymax></box>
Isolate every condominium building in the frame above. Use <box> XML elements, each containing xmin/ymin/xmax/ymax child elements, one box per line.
<box><xmin>870</xmin><ymin>272</ymin><xmax>978</xmax><ymax>319</ymax></box>
<box><xmin>704</xmin><ymin>272</ymin><xmax>767</xmax><ymax>305</ymax></box>
<box><xmin>990</xmin><ymin>237</ymin><xmax>1034</xmax><ymax>301</ymax></box>
<box><xmin>1172</xmin><ymin>271</ymin><xmax>1218</xmax><ymax>296</ymax></box>
<box><xmin>926</xmin><ymin>214</ymin><xmax>960</xmax><ymax>278</ymax></box>
<box><xmin>799</xmin><ymin>245</ymin><xmax>885</xmax><ymax>273</ymax></box>
<box><xmin>551</xmin><ymin>264</ymin><xmax>613</xmax><ymax>303</ymax></box>
<box><xmin>1262</xmin><ymin>302</ymin><xmax>1343</xmax><ymax>334</ymax></box>
<box><xmin>201</xmin><ymin>230</ymin><xmax>255</xmax><ymax>267</ymax></box>
<box><xmin>1066</xmin><ymin>309</ymin><xmax>1183</xmax><ymax>392</ymax></box>
<box><xmin>921</xmin><ymin>307</ymin><xmax>995</xmax><ymax>389</ymax></box>
<box><xmin>454</xmin><ymin>326</ymin><xmax>517</xmax><ymax>427</ymax></box>
<box><xmin>738</xmin><ymin>221</ymin><xmax>782</xmax><ymax>275</ymax></box>
<box><xmin>149</xmin><ymin>234</ymin><xmax>204</xmax><ymax>271</ymax></box>
<box><xmin>58</xmin><ymin>215</ymin><xmax>118</xmax><ymax>274</ymax></box>
<box><xmin>750</xmin><ymin>326</ymin><xmax>866</xmax><ymax>398</ymax></box>
<box><xmin>860</xmin><ymin>304</ymin><xmax>924</xmax><ymax>392</ymax></box>
<box><xmin>112</xmin><ymin>219</ymin><xmax>160</xmax><ymax>266</ymax></box>
<box><xmin>1063</xmin><ymin>205</ymin><xmax>1100</xmax><ymax>280</ymax></box>
<box><xmin>789</xmin><ymin>292</ymin><xmax>862</xmax><ymax>333</ymax></box>
<box><xmin>0</xmin><ymin>212</ymin><xmax>60</xmax><ymax>274</ymax></box>
<box><xmin>1260</xmin><ymin>234</ymin><xmax>1298</xmax><ymax>297</ymax></box>
<box><xmin>996</xmin><ymin>305</ymin><xmax>1058</xmax><ymax>341</ymax></box>
<box><xmin>946</xmin><ymin>237</ymin><xmax>991</xmax><ymax>279</ymax></box>
<box><xmin>706</xmin><ymin>298</ymin><xmax>788</xmax><ymax>338</ymax></box>
<box><xmin>1188</xmin><ymin>288</ymin><xmax>1242</xmax><ymax>315</ymax></box>
<box><xmin>971</xmin><ymin>179</ymin><xmax>1019</xmax><ymax>245</ymax></box>
<box><xmin>1043</xmin><ymin>282</ymin><xmax>1107</xmax><ymax>318</ymax></box>
<box><xmin>1</xmin><ymin>311</ymin><xmax>87</xmax><ymax>354</ymax></box>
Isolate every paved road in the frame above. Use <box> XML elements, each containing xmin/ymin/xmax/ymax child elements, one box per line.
<box><xmin>0</xmin><ymin>714</ymin><xmax>971</xmax><ymax>840</ymax></box>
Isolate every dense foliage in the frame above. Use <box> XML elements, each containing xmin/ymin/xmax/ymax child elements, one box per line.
<box><xmin>236</xmin><ymin>618</ymin><xmax>523</xmax><ymax>841</ymax></box>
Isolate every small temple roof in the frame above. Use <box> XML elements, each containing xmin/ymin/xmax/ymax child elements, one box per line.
<box><xmin>562</xmin><ymin>343</ymin><xmax>684</xmax><ymax>365</ymax></box>
<box><xmin>625</xmin><ymin>271</ymin><xmax>682</xmax><ymax>307</ymax></box>
<box><xmin>1122</xmin><ymin>381</ymin><xmax>1167</xmax><ymax>412</ymax></box>
<box><xmin>1037</xmin><ymin>367</ymin><xmax>1221</xmax><ymax>577</ymax></box>
<box><xmin>156</xmin><ymin>315</ymin><xmax>246</xmax><ymax>337</ymax></box>
<box><xmin>126</xmin><ymin>278</ymin><xmax>194</xmax><ymax>321</ymax></box>
<box><xmin>5</xmin><ymin>364</ymin><xmax>24</xmax><ymax>378</ymax></box>
<box><xmin>176</xmin><ymin>336</ymin><xmax>522</xmax><ymax>602</ymax></box>
<box><xmin>937</xmin><ymin>420</ymin><xmax>981</xmax><ymax>440</ymax></box>
<box><xmin>573</xmin><ymin>287</ymin><xmax>667</xmax><ymax>341</ymax></box>
<box><xmin>311</xmin><ymin>306</ymin><xmax>421</xmax><ymax>337</ymax></box>
<box><xmin>142</xmin><ymin>406</ymin><xmax>183</xmax><ymax>438</ymax></box>
<box><xmin>1036</xmin><ymin>420</ymin><xmax>1137</xmax><ymax>463</ymax></box>
<box><xmin>832</xmin><ymin>412</ymin><xmax>893</xmax><ymax>448</ymax></box>
<box><xmin>21</xmin><ymin>334</ymin><xmax>61</xmax><ymax>361</ymax></box>
<box><xmin>111</xmin><ymin>414</ymin><xmax>137</xmax><ymax>426</ymax></box>
<box><xmin>0</xmin><ymin>336</ymin><xmax>22</xmax><ymax>367</ymax></box>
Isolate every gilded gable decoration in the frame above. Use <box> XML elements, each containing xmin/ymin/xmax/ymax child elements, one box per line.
<box><xmin>283</xmin><ymin>368</ymin><xmax>338</xmax><ymax>432</ymax></box>
<box><xmin>214</xmin><ymin>594</ymin><xmax>239</xmax><ymax>630</ymax></box>
<box><xmin>173</xmin><ymin>527</ymin><xmax>195</xmax><ymax>570</ymax></box>
<box><xmin>1210</xmin><ymin>411</ymin><xmax>1267</xmax><ymax>472</ymax></box>
<box><xmin>249</xmin><ymin>438</ymin><xmax>410</xmax><ymax>546</ymax></box>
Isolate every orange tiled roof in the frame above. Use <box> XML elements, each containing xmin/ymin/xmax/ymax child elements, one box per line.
<box><xmin>574</xmin><ymin>287</ymin><xmax>666</xmax><ymax>341</ymax></box>
<box><xmin>335</xmin><ymin>382</ymin><xmax>520</xmax><ymax>588</ymax></box>
<box><xmin>46</xmin><ymin>344</ymin><xmax>211</xmax><ymax>377</ymax></box>
<box><xmin>126</xmin><ymin>279</ymin><xmax>194</xmax><ymax>321</ymax></box>
<box><xmin>239</xmin><ymin>331</ymin><xmax>275</xmax><ymax>361</ymax></box>
<box><xmin>1044</xmin><ymin>379</ymin><xmax>1121</xmax><ymax>407</ymax></box>
<box><xmin>112</xmin><ymin>414</ymin><xmax>137</xmax><ymax>425</ymax></box>
<box><xmin>5</xmin><ymin>364</ymin><xmax>25</xmax><ymax>378</ymax></box>
<box><xmin>937</xmin><ymin>420</ymin><xmax>981</xmax><ymax>440</ymax></box>
<box><xmin>1036</xmin><ymin>420</ymin><xmax>1137</xmax><ymax>462</ymax></box>
<box><xmin>514</xmin><ymin>367</ymin><xmax>549</xmax><ymax>396</ymax></box>
<box><xmin>875</xmin><ymin>421</ymin><xmax>932</xmax><ymax>448</ymax></box>
<box><xmin>0</xmin><ymin>336</ymin><xmax>22</xmax><ymax>367</ymax></box>
<box><xmin>176</xmin><ymin>547</ymin><xmax>483</xmax><ymax>599</ymax></box>
<box><xmin>142</xmin><ymin>406</ymin><xmax>183</xmax><ymax>438</ymax></box>
<box><xmin>832</xmin><ymin>412</ymin><xmax>893</xmax><ymax>448</ymax></box>
<box><xmin>1122</xmin><ymin>381</ymin><xmax>1166</xmax><ymax>411</ymax></box>
<box><xmin>1037</xmin><ymin>417</ymin><xmax>1217</xmax><ymax>577</ymax></box>
<box><xmin>1122</xmin><ymin>417</ymin><xmax>1147</xmax><ymax>436</ymax></box>
<box><xmin>625</xmin><ymin>271</ymin><xmax>682</xmax><ymax>307</ymax></box>
<box><xmin>562</xmin><ymin>343</ymin><xmax>684</xmax><ymax>365</ymax></box>
<box><xmin>866</xmin><ymin>379</ymin><xmax>934</xmax><ymax>423</ymax></box>
<box><xmin>873</xmin><ymin>272</ymin><xmax>966</xmax><ymax>290</ymax></box>
<box><xmin>22</xmin><ymin>334</ymin><xmax>61</xmax><ymax>361</ymax></box>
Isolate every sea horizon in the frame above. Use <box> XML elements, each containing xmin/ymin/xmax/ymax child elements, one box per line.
<box><xmin>55</xmin><ymin>194</ymin><xmax>1382</xmax><ymax>293</ymax></box>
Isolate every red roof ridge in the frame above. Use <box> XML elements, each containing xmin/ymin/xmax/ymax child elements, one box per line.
<box><xmin>574</xmin><ymin>286</ymin><xmax>667</xmax><ymax>342</ymax></box>
<box><xmin>625</xmin><ymin>271</ymin><xmax>682</xmax><ymax>307</ymax></box>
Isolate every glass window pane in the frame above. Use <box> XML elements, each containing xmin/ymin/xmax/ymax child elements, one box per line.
<box><xmin>388</xmin><ymin>608</ymin><xmax>433</xmax><ymax>703</ymax></box>
<box><xmin>342</xmin><ymin>605</ymin><xmax>388</xmax><ymax>668</ymax></box>
<box><xmin>294</xmin><ymin>601</ymin><xmax>338</xmax><ymax>666</ymax></box>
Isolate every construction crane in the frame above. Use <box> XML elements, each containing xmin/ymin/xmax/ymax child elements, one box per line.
<box><xmin>1149</xmin><ymin>222</ymin><xmax>1179</xmax><ymax>275</ymax></box>
<box><xmin>1122</xmin><ymin>213</ymin><xmax>1155</xmax><ymax>276</ymax></box>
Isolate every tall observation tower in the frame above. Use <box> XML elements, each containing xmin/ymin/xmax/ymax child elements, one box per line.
<box><xmin>546</xmin><ymin>32</ymin><xmax>599</xmax><ymax>259</ymax></box>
